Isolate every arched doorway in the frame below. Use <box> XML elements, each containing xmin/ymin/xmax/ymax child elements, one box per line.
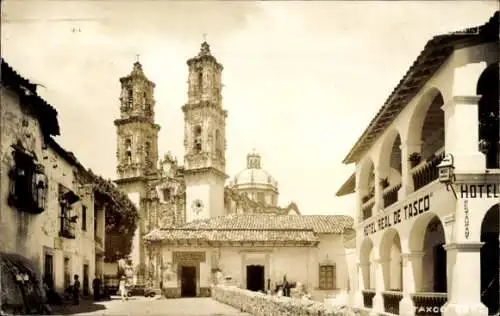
<box><xmin>480</xmin><ymin>204</ymin><xmax>499</xmax><ymax>315</ymax></box>
<box><xmin>360</xmin><ymin>238</ymin><xmax>374</xmax><ymax>290</ymax></box>
<box><xmin>380</xmin><ymin>228</ymin><xmax>402</xmax><ymax>291</ymax></box>
<box><xmin>360</xmin><ymin>238</ymin><xmax>376</xmax><ymax>308</ymax></box>
<box><xmin>477</xmin><ymin>63</ymin><xmax>499</xmax><ymax>169</ymax></box>
<box><xmin>409</xmin><ymin>213</ymin><xmax>447</xmax><ymax>293</ymax></box>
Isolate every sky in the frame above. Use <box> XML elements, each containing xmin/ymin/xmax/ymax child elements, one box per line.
<box><xmin>1</xmin><ymin>1</ymin><xmax>497</xmax><ymax>216</ymax></box>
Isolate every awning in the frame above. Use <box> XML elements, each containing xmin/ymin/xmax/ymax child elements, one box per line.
<box><xmin>58</xmin><ymin>184</ymin><xmax>80</xmax><ymax>205</ymax></box>
<box><xmin>336</xmin><ymin>172</ymin><xmax>356</xmax><ymax>197</ymax></box>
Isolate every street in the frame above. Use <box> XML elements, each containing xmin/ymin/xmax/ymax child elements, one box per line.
<box><xmin>50</xmin><ymin>296</ymin><xmax>251</xmax><ymax>316</ymax></box>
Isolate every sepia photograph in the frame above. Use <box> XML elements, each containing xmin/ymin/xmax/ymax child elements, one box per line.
<box><xmin>0</xmin><ymin>1</ymin><xmax>498</xmax><ymax>315</ymax></box>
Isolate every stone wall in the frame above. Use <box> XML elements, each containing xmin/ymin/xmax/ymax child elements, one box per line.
<box><xmin>212</xmin><ymin>285</ymin><xmax>359</xmax><ymax>316</ymax></box>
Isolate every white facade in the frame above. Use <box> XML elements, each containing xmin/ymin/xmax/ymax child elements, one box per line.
<box><xmin>146</xmin><ymin>230</ymin><xmax>353</xmax><ymax>302</ymax></box>
<box><xmin>0</xmin><ymin>63</ymin><xmax>106</xmax><ymax>294</ymax></box>
<box><xmin>338</xmin><ymin>15</ymin><xmax>499</xmax><ymax>316</ymax></box>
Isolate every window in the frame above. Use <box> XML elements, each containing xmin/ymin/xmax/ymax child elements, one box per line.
<box><xmin>257</xmin><ymin>192</ymin><xmax>265</xmax><ymax>204</ymax></box>
<box><xmin>215</xmin><ymin>129</ymin><xmax>222</xmax><ymax>157</ymax></box>
<box><xmin>127</xmin><ymin>89</ymin><xmax>133</xmax><ymax>107</ymax></box>
<box><xmin>81</xmin><ymin>205</ymin><xmax>87</xmax><ymax>231</ymax></box>
<box><xmin>319</xmin><ymin>264</ymin><xmax>336</xmax><ymax>290</ymax></box>
<box><xmin>125</xmin><ymin>139</ymin><xmax>132</xmax><ymax>164</ymax></box>
<box><xmin>8</xmin><ymin>144</ymin><xmax>48</xmax><ymax>214</ymax></box>
<box><xmin>59</xmin><ymin>184</ymin><xmax>79</xmax><ymax>239</ymax></box>
<box><xmin>144</xmin><ymin>142</ymin><xmax>152</xmax><ymax>168</ymax></box>
<box><xmin>198</xmin><ymin>71</ymin><xmax>203</xmax><ymax>92</ymax></box>
<box><xmin>194</xmin><ymin>125</ymin><xmax>202</xmax><ymax>153</ymax></box>
<box><xmin>163</xmin><ymin>188</ymin><xmax>171</xmax><ymax>201</ymax></box>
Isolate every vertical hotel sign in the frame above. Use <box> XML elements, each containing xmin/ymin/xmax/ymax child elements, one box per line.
<box><xmin>459</xmin><ymin>184</ymin><xmax>498</xmax><ymax>240</ymax></box>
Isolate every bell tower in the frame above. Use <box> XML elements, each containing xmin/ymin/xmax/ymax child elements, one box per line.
<box><xmin>115</xmin><ymin>60</ymin><xmax>160</xmax><ymax>179</ymax></box>
<box><xmin>114</xmin><ymin>59</ymin><xmax>160</xmax><ymax>273</ymax></box>
<box><xmin>182</xmin><ymin>41</ymin><xmax>228</xmax><ymax>223</ymax></box>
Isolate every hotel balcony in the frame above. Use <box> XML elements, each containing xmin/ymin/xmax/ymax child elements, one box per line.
<box><xmin>358</xmin><ymin>147</ymin><xmax>445</xmax><ymax>224</ymax></box>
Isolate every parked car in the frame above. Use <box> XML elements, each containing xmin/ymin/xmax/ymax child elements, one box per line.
<box><xmin>126</xmin><ymin>284</ymin><xmax>156</xmax><ymax>297</ymax></box>
<box><xmin>126</xmin><ymin>284</ymin><xmax>145</xmax><ymax>297</ymax></box>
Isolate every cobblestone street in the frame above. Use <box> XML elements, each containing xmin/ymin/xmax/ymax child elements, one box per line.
<box><xmin>51</xmin><ymin>296</ymin><xmax>251</xmax><ymax>316</ymax></box>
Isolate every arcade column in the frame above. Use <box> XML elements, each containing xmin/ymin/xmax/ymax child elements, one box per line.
<box><xmin>370</xmin><ymin>258</ymin><xmax>385</xmax><ymax>315</ymax></box>
<box><xmin>443</xmin><ymin>242</ymin><xmax>488</xmax><ymax>316</ymax></box>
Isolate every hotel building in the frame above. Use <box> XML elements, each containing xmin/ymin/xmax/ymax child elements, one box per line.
<box><xmin>336</xmin><ymin>12</ymin><xmax>499</xmax><ymax>316</ymax></box>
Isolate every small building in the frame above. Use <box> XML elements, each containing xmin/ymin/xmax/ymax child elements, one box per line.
<box><xmin>144</xmin><ymin>213</ymin><xmax>354</xmax><ymax>301</ymax></box>
<box><xmin>336</xmin><ymin>12</ymin><xmax>499</xmax><ymax>316</ymax></box>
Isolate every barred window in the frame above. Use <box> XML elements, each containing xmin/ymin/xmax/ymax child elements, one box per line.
<box><xmin>59</xmin><ymin>184</ymin><xmax>79</xmax><ymax>239</ymax></box>
<box><xmin>8</xmin><ymin>144</ymin><xmax>47</xmax><ymax>213</ymax></box>
<box><xmin>319</xmin><ymin>264</ymin><xmax>336</xmax><ymax>290</ymax></box>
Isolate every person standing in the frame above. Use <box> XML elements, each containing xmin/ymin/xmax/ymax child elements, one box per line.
<box><xmin>72</xmin><ymin>275</ymin><xmax>81</xmax><ymax>305</ymax></box>
<box><xmin>119</xmin><ymin>276</ymin><xmax>127</xmax><ymax>301</ymax></box>
<box><xmin>282</xmin><ymin>274</ymin><xmax>290</xmax><ymax>297</ymax></box>
<box><xmin>92</xmin><ymin>277</ymin><xmax>101</xmax><ymax>301</ymax></box>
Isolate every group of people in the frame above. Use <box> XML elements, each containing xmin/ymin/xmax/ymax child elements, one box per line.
<box><xmin>43</xmin><ymin>274</ymin><xmax>110</xmax><ymax>307</ymax></box>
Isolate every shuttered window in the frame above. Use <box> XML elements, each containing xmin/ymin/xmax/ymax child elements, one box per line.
<box><xmin>319</xmin><ymin>264</ymin><xmax>336</xmax><ymax>290</ymax></box>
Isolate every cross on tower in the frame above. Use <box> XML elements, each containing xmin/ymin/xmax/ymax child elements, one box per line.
<box><xmin>136</xmin><ymin>54</ymin><xmax>140</xmax><ymax>62</ymax></box>
<box><xmin>202</xmin><ymin>33</ymin><xmax>207</xmax><ymax>42</ymax></box>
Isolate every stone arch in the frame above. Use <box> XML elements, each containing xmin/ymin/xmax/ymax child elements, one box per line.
<box><xmin>358</xmin><ymin>158</ymin><xmax>376</xmax><ymax>220</ymax></box>
<box><xmin>377</xmin><ymin>129</ymin><xmax>403</xmax><ymax>207</ymax></box>
<box><xmin>358</xmin><ymin>157</ymin><xmax>375</xmax><ymax>193</ymax></box>
<box><xmin>409</xmin><ymin>212</ymin><xmax>447</xmax><ymax>292</ymax></box>
<box><xmin>379</xmin><ymin>228</ymin><xmax>402</xmax><ymax>290</ymax></box>
<box><xmin>360</xmin><ymin>238</ymin><xmax>374</xmax><ymax>290</ymax></box>
<box><xmin>477</xmin><ymin>63</ymin><xmax>499</xmax><ymax>169</ymax></box>
<box><xmin>377</xmin><ymin>128</ymin><xmax>403</xmax><ymax>177</ymax></box>
<box><xmin>480</xmin><ymin>203</ymin><xmax>499</xmax><ymax>314</ymax></box>
<box><xmin>406</xmin><ymin>87</ymin><xmax>445</xmax><ymax>159</ymax></box>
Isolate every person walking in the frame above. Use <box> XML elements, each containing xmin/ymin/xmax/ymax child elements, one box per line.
<box><xmin>72</xmin><ymin>275</ymin><xmax>81</xmax><ymax>305</ymax></box>
<box><xmin>119</xmin><ymin>276</ymin><xmax>127</xmax><ymax>301</ymax></box>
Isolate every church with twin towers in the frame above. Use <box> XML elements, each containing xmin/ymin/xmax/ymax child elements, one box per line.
<box><xmin>113</xmin><ymin>40</ymin><xmax>301</xmax><ymax>276</ymax></box>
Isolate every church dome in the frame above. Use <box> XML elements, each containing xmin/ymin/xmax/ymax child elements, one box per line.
<box><xmin>230</xmin><ymin>150</ymin><xmax>278</xmax><ymax>191</ymax></box>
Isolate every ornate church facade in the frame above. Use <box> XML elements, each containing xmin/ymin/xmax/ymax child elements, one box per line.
<box><xmin>114</xmin><ymin>41</ymin><xmax>302</xmax><ymax>282</ymax></box>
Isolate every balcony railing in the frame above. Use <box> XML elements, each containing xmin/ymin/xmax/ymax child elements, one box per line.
<box><xmin>362</xmin><ymin>289</ymin><xmax>376</xmax><ymax>308</ymax></box>
<box><xmin>411</xmin><ymin>148</ymin><xmax>445</xmax><ymax>191</ymax></box>
<box><xmin>412</xmin><ymin>292</ymin><xmax>447</xmax><ymax>316</ymax></box>
<box><xmin>382</xmin><ymin>291</ymin><xmax>403</xmax><ymax>315</ymax></box>
<box><xmin>383</xmin><ymin>183</ymin><xmax>402</xmax><ymax>208</ymax></box>
<box><xmin>362</xmin><ymin>199</ymin><xmax>374</xmax><ymax>221</ymax></box>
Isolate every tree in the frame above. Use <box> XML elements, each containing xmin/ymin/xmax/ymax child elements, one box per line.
<box><xmin>87</xmin><ymin>169</ymin><xmax>139</xmax><ymax>262</ymax></box>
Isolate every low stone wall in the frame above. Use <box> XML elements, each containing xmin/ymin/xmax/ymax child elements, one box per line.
<box><xmin>212</xmin><ymin>285</ymin><xmax>360</xmax><ymax>316</ymax></box>
<box><xmin>162</xmin><ymin>287</ymin><xmax>211</xmax><ymax>298</ymax></box>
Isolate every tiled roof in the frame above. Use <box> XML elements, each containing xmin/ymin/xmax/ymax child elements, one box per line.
<box><xmin>144</xmin><ymin>229</ymin><xmax>318</xmax><ymax>243</ymax></box>
<box><xmin>180</xmin><ymin>214</ymin><xmax>353</xmax><ymax>233</ymax></box>
<box><xmin>1</xmin><ymin>58</ymin><xmax>60</xmax><ymax>137</ymax></box>
<box><xmin>342</xmin><ymin>11</ymin><xmax>499</xmax><ymax>164</ymax></box>
<box><xmin>144</xmin><ymin>214</ymin><xmax>354</xmax><ymax>243</ymax></box>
